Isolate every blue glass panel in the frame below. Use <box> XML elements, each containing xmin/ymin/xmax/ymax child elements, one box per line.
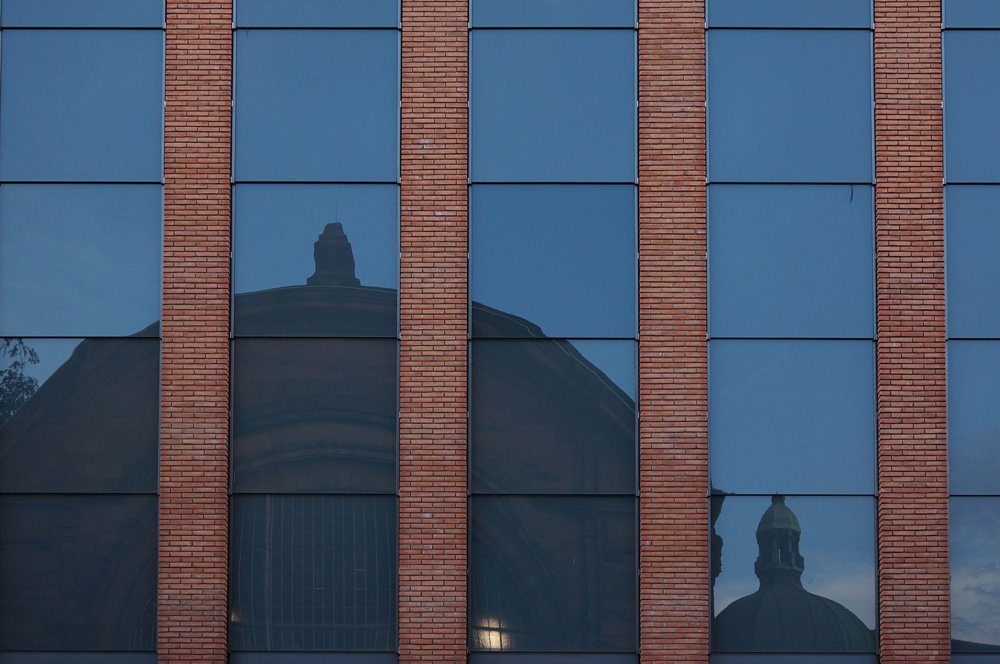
<box><xmin>949</xmin><ymin>342</ymin><xmax>1000</xmax><ymax>494</ymax></box>
<box><xmin>712</xmin><ymin>496</ymin><xmax>877</xmax><ymax>653</ymax></box>
<box><xmin>946</xmin><ymin>0</ymin><xmax>1000</xmax><ymax>28</ymax></box>
<box><xmin>231</xmin><ymin>495</ymin><xmax>397</xmax><ymax>651</ymax></box>
<box><xmin>707</xmin><ymin>0</ymin><xmax>871</xmax><ymax>28</ymax></box>
<box><xmin>709</xmin><ymin>185</ymin><xmax>873</xmax><ymax>338</ymax></box>
<box><xmin>948</xmin><ymin>186</ymin><xmax>1000</xmax><ymax>337</ymax></box>
<box><xmin>470</xmin><ymin>496</ymin><xmax>636</xmax><ymax>652</ymax></box>
<box><xmin>952</xmin><ymin>498</ymin><xmax>1000</xmax><ymax>652</ymax></box>
<box><xmin>231</xmin><ymin>656</ymin><xmax>397</xmax><ymax>664</ymax></box>
<box><xmin>946</xmin><ymin>32</ymin><xmax>1000</xmax><ymax>183</ymax></box>
<box><xmin>234</xmin><ymin>30</ymin><xmax>399</xmax><ymax>183</ymax></box>
<box><xmin>0</xmin><ymin>30</ymin><xmax>163</xmax><ymax>182</ymax></box>
<box><xmin>0</xmin><ymin>185</ymin><xmax>161</xmax><ymax>337</ymax></box>
<box><xmin>237</xmin><ymin>0</ymin><xmax>398</xmax><ymax>27</ymax></box>
<box><xmin>711</xmin><ymin>657</ymin><xmax>878</xmax><ymax>664</ymax></box>
<box><xmin>0</xmin><ymin>495</ymin><xmax>156</xmax><ymax>651</ymax></box>
<box><xmin>471</xmin><ymin>30</ymin><xmax>635</xmax><ymax>183</ymax></box>
<box><xmin>2</xmin><ymin>0</ymin><xmax>162</xmax><ymax>27</ymax></box>
<box><xmin>0</xmin><ymin>656</ymin><xmax>156</xmax><ymax>664</ymax></box>
<box><xmin>471</xmin><ymin>656</ymin><xmax>636</xmax><ymax>664</ymax></box>
<box><xmin>472</xmin><ymin>0</ymin><xmax>634</xmax><ymax>27</ymax></box>
<box><xmin>471</xmin><ymin>185</ymin><xmax>635</xmax><ymax>339</ymax></box>
<box><xmin>471</xmin><ymin>340</ymin><xmax>634</xmax><ymax>494</ymax></box>
<box><xmin>709</xmin><ymin>340</ymin><xmax>875</xmax><ymax>495</ymax></box>
<box><xmin>0</xmin><ymin>338</ymin><xmax>159</xmax><ymax>493</ymax></box>
<box><xmin>232</xmin><ymin>339</ymin><xmax>397</xmax><ymax>494</ymax></box>
<box><xmin>708</xmin><ymin>30</ymin><xmax>872</xmax><ymax>183</ymax></box>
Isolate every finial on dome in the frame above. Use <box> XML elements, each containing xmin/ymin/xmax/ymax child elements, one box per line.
<box><xmin>307</xmin><ymin>222</ymin><xmax>361</xmax><ymax>287</ymax></box>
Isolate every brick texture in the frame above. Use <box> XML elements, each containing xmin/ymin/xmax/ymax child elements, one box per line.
<box><xmin>874</xmin><ymin>1</ymin><xmax>950</xmax><ymax>661</ymax></box>
<box><xmin>398</xmin><ymin>1</ymin><xmax>469</xmax><ymax>661</ymax></box>
<box><xmin>637</xmin><ymin>1</ymin><xmax>710</xmax><ymax>661</ymax></box>
<box><xmin>160</xmin><ymin>2</ymin><xmax>232</xmax><ymax>661</ymax></box>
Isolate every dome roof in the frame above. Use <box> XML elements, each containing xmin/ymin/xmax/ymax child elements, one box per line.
<box><xmin>756</xmin><ymin>495</ymin><xmax>801</xmax><ymax>535</ymax></box>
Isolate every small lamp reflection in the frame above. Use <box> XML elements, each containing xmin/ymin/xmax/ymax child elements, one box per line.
<box><xmin>472</xmin><ymin>614</ymin><xmax>511</xmax><ymax>650</ymax></box>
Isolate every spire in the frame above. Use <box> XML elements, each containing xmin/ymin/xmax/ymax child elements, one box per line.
<box><xmin>753</xmin><ymin>495</ymin><xmax>805</xmax><ymax>589</ymax></box>
<box><xmin>307</xmin><ymin>222</ymin><xmax>361</xmax><ymax>287</ymax></box>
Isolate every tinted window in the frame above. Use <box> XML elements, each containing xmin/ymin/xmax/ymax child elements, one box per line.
<box><xmin>1</xmin><ymin>0</ymin><xmax>162</xmax><ymax>27</ymax></box>
<box><xmin>0</xmin><ymin>30</ymin><xmax>163</xmax><ymax>182</ymax></box>
<box><xmin>471</xmin><ymin>656</ymin><xmax>637</xmax><ymax>664</ymax></box>
<box><xmin>0</xmin><ymin>185</ymin><xmax>161</xmax><ymax>337</ymax></box>
<box><xmin>707</xmin><ymin>0</ymin><xmax>871</xmax><ymax>28</ymax></box>
<box><xmin>471</xmin><ymin>185</ymin><xmax>635</xmax><ymax>339</ymax></box>
<box><xmin>945</xmin><ymin>0</ymin><xmax>1000</xmax><ymax>28</ymax></box>
<box><xmin>236</xmin><ymin>0</ymin><xmax>398</xmax><ymax>27</ymax></box>
<box><xmin>708</xmin><ymin>30</ymin><xmax>872</xmax><ymax>183</ymax></box>
<box><xmin>951</xmin><ymin>498</ymin><xmax>1000</xmax><ymax>652</ymax></box>
<box><xmin>709</xmin><ymin>340</ymin><xmax>875</xmax><ymax>495</ymax></box>
<box><xmin>947</xmin><ymin>186</ymin><xmax>1000</xmax><ymax>338</ymax></box>
<box><xmin>234</xmin><ymin>30</ymin><xmax>399</xmax><ymax>183</ymax></box>
<box><xmin>709</xmin><ymin>185</ymin><xmax>873</xmax><ymax>338</ymax></box>
<box><xmin>945</xmin><ymin>31</ymin><xmax>1000</xmax><ymax>183</ymax></box>
<box><xmin>470</xmin><ymin>496</ymin><xmax>636</xmax><ymax>652</ymax></box>
<box><xmin>948</xmin><ymin>341</ymin><xmax>1000</xmax><ymax>494</ymax></box>
<box><xmin>472</xmin><ymin>0</ymin><xmax>634</xmax><ymax>27</ymax></box>
<box><xmin>471</xmin><ymin>30</ymin><xmax>635</xmax><ymax>183</ymax></box>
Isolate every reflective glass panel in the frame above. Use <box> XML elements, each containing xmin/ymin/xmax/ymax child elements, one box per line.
<box><xmin>1</xmin><ymin>0</ymin><xmax>162</xmax><ymax>27</ymax></box>
<box><xmin>708</xmin><ymin>30</ymin><xmax>872</xmax><ymax>183</ymax></box>
<box><xmin>471</xmin><ymin>0</ymin><xmax>634</xmax><ymax>27</ymax></box>
<box><xmin>0</xmin><ymin>185</ymin><xmax>161</xmax><ymax>337</ymax></box>
<box><xmin>707</xmin><ymin>0</ymin><xmax>871</xmax><ymax>28</ymax></box>
<box><xmin>946</xmin><ymin>31</ymin><xmax>1000</xmax><ymax>183</ymax></box>
<box><xmin>233</xmin><ymin>339</ymin><xmax>396</xmax><ymax>494</ymax></box>
<box><xmin>947</xmin><ymin>186</ymin><xmax>1000</xmax><ymax>338</ymax></box>
<box><xmin>230</xmin><ymin>494</ymin><xmax>397</xmax><ymax>651</ymax></box>
<box><xmin>948</xmin><ymin>342</ymin><xmax>1000</xmax><ymax>494</ymax></box>
<box><xmin>0</xmin><ymin>338</ymin><xmax>158</xmax><ymax>493</ymax></box>
<box><xmin>952</xmin><ymin>498</ymin><xmax>1000</xmax><ymax>652</ymax></box>
<box><xmin>709</xmin><ymin>185</ymin><xmax>873</xmax><ymax>338</ymax></box>
<box><xmin>234</xmin><ymin>30</ymin><xmax>399</xmax><ymax>183</ymax></box>
<box><xmin>470</xmin><ymin>496</ymin><xmax>636</xmax><ymax>652</ymax></box>
<box><xmin>711</xmin><ymin>657</ymin><xmax>877</xmax><ymax>664</ymax></box>
<box><xmin>711</xmin><ymin>496</ymin><xmax>877</xmax><ymax>653</ymax></box>
<box><xmin>0</xmin><ymin>31</ymin><xmax>163</xmax><ymax>182</ymax></box>
<box><xmin>710</xmin><ymin>340</ymin><xmax>875</xmax><ymax>495</ymax></box>
<box><xmin>233</xmin><ymin>184</ymin><xmax>398</xmax><ymax>337</ymax></box>
<box><xmin>0</xmin><ymin>495</ymin><xmax>156</xmax><ymax>651</ymax></box>
<box><xmin>471</xmin><ymin>656</ymin><xmax>637</xmax><ymax>664</ymax></box>
<box><xmin>946</xmin><ymin>0</ymin><xmax>1000</xmax><ymax>28</ymax></box>
<box><xmin>471</xmin><ymin>340</ymin><xmax>634</xmax><ymax>495</ymax></box>
<box><xmin>236</xmin><ymin>0</ymin><xmax>398</xmax><ymax>27</ymax></box>
<box><xmin>471</xmin><ymin>30</ymin><xmax>635</xmax><ymax>183</ymax></box>
<box><xmin>471</xmin><ymin>185</ymin><xmax>635</xmax><ymax>339</ymax></box>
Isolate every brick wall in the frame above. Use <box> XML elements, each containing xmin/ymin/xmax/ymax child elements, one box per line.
<box><xmin>637</xmin><ymin>1</ymin><xmax>711</xmax><ymax>661</ymax></box>
<box><xmin>398</xmin><ymin>0</ymin><xmax>469</xmax><ymax>661</ymax></box>
<box><xmin>160</xmin><ymin>1</ymin><xmax>233</xmax><ymax>661</ymax></box>
<box><xmin>874</xmin><ymin>0</ymin><xmax>950</xmax><ymax>660</ymax></box>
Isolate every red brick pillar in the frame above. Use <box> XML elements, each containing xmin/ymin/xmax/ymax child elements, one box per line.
<box><xmin>398</xmin><ymin>1</ymin><xmax>469</xmax><ymax>661</ymax></box>
<box><xmin>637</xmin><ymin>1</ymin><xmax>710</xmax><ymax>661</ymax></box>
<box><xmin>874</xmin><ymin>0</ymin><xmax>949</xmax><ymax>660</ymax></box>
<box><xmin>160</xmin><ymin>2</ymin><xmax>233</xmax><ymax>661</ymax></box>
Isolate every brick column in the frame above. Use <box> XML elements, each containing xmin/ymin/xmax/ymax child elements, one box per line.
<box><xmin>637</xmin><ymin>1</ymin><xmax>710</xmax><ymax>661</ymax></box>
<box><xmin>160</xmin><ymin>2</ymin><xmax>232</xmax><ymax>661</ymax></box>
<box><xmin>398</xmin><ymin>1</ymin><xmax>469</xmax><ymax>662</ymax></box>
<box><xmin>874</xmin><ymin>1</ymin><xmax>949</xmax><ymax>660</ymax></box>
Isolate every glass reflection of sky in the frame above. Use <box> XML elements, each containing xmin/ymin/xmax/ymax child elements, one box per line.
<box><xmin>712</xmin><ymin>496</ymin><xmax>876</xmax><ymax>630</ymax></box>
<box><xmin>1</xmin><ymin>0</ymin><xmax>163</xmax><ymax>27</ymax></box>
<box><xmin>949</xmin><ymin>341</ymin><xmax>1000</xmax><ymax>494</ymax></box>
<box><xmin>947</xmin><ymin>186</ymin><xmax>1000</xmax><ymax>338</ymax></box>
<box><xmin>471</xmin><ymin>0</ymin><xmax>635</xmax><ymax>27</ymax></box>
<box><xmin>0</xmin><ymin>338</ymin><xmax>80</xmax><ymax>393</ymax></box>
<box><xmin>707</xmin><ymin>0</ymin><xmax>871</xmax><ymax>28</ymax></box>
<box><xmin>236</xmin><ymin>0</ymin><xmax>398</xmax><ymax>27</ymax></box>
<box><xmin>568</xmin><ymin>340</ymin><xmax>635</xmax><ymax>401</ymax></box>
<box><xmin>234</xmin><ymin>184</ymin><xmax>398</xmax><ymax>293</ymax></box>
<box><xmin>952</xmin><ymin>498</ymin><xmax>1000</xmax><ymax>648</ymax></box>
<box><xmin>945</xmin><ymin>32</ymin><xmax>1000</xmax><ymax>183</ymax></box>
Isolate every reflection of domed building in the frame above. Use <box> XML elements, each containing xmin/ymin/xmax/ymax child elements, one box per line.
<box><xmin>713</xmin><ymin>495</ymin><xmax>876</xmax><ymax>652</ymax></box>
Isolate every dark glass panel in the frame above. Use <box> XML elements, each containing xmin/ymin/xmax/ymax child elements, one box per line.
<box><xmin>947</xmin><ymin>186</ymin><xmax>1000</xmax><ymax>338</ymax></box>
<box><xmin>711</xmin><ymin>496</ymin><xmax>877</xmax><ymax>653</ymax></box>
<box><xmin>709</xmin><ymin>340</ymin><xmax>875</xmax><ymax>495</ymax></box>
<box><xmin>231</xmin><ymin>655</ymin><xmax>397</xmax><ymax>664</ymax></box>
<box><xmin>470</xmin><ymin>30</ymin><xmax>635</xmax><ymax>183</ymax></box>
<box><xmin>711</xmin><ymin>656</ymin><xmax>878</xmax><ymax>663</ymax></box>
<box><xmin>236</xmin><ymin>0</ymin><xmax>398</xmax><ymax>27</ymax></box>
<box><xmin>953</xmin><ymin>657</ymin><xmax>1000</xmax><ymax>663</ymax></box>
<box><xmin>949</xmin><ymin>342</ymin><xmax>1000</xmax><ymax>494</ymax></box>
<box><xmin>230</xmin><ymin>495</ymin><xmax>397</xmax><ymax>651</ymax></box>
<box><xmin>470</xmin><ymin>496</ymin><xmax>635</xmax><ymax>652</ymax></box>
<box><xmin>470</xmin><ymin>185</ymin><xmax>635</xmax><ymax>339</ymax></box>
<box><xmin>0</xmin><ymin>338</ymin><xmax>158</xmax><ymax>493</ymax></box>
<box><xmin>0</xmin><ymin>31</ymin><xmax>163</xmax><ymax>182</ymax></box>
<box><xmin>471</xmin><ymin>0</ymin><xmax>634</xmax><ymax>27</ymax></box>
<box><xmin>1</xmin><ymin>0</ymin><xmax>162</xmax><ymax>27</ymax></box>
<box><xmin>233</xmin><ymin>184</ymin><xmax>398</xmax><ymax>338</ymax></box>
<box><xmin>951</xmin><ymin>498</ymin><xmax>1000</xmax><ymax>651</ymax></box>
<box><xmin>945</xmin><ymin>32</ymin><xmax>1000</xmax><ymax>183</ymax></box>
<box><xmin>946</xmin><ymin>0</ymin><xmax>1000</xmax><ymax>28</ymax></box>
<box><xmin>0</xmin><ymin>185</ymin><xmax>161</xmax><ymax>337</ymax></box>
<box><xmin>470</xmin><ymin>656</ymin><xmax>637</xmax><ymax>664</ymax></box>
<box><xmin>234</xmin><ymin>30</ymin><xmax>399</xmax><ymax>183</ymax></box>
<box><xmin>233</xmin><ymin>339</ymin><xmax>396</xmax><ymax>494</ymax></box>
<box><xmin>707</xmin><ymin>0</ymin><xmax>871</xmax><ymax>28</ymax></box>
<box><xmin>0</xmin><ymin>495</ymin><xmax>156</xmax><ymax>650</ymax></box>
<box><xmin>709</xmin><ymin>185</ymin><xmax>873</xmax><ymax>338</ymax></box>
<box><xmin>471</xmin><ymin>340</ymin><xmax>634</xmax><ymax>495</ymax></box>
<box><xmin>708</xmin><ymin>30</ymin><xmax>872</xmax><ymax>183</ymax></box>
<box><xmin>0</xmin><ymin>655</ymin><xmax>156</xmax><ymax>663</ymax></box>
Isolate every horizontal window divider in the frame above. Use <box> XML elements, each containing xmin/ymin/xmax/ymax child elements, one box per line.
<box><xmin>470</xmin><ymin>181</ymin><xmax>638</xmax><ymax>186</ymax></box>
<box><xmin>469</xmin><ymin>25</ymin><xmax>637</xmax><ymax>31</ymax></box>
<box><xmin>0</xmin><ymin>492</ymin><xmax>160</xmax><ymax>497</ymax></box>
<box><xmin>708</xmin><ymin>492</ymin><xmax>877</xmax><ymax>498</ymax></box>
<box><xmin>0</xmin><ymin>335</ymin><xmax>162</xmax><ymax>340</ymax></box>
<box><xmin>707</xmin><ymin>336</ymin><xmax>876</xmax><ymax>342</ymax></box>
<box><xmin>706</xmin><ymin>25</ymin><xmax>874</xmax><ymax>31</ymax></box>
<box><xmin>469</xmin><ymin>493</ymin><xmax>638</xmax><ymax>498</ymax></box>
<box><xmin>944</xmin><ymin>181</ymin><xmax>1000</xmax><ymax>186</ymax></box>
<box><xmin>470</xmin><ymin>337</ymin><xmax>637</xmax><ymax>342</ymax></box>
<box><xmin>707</xmin><ymin>181</ymin><xmax>875</xmax><ymax>186</ymax></box>
<box><xmin>943</xmin><ymin>26</ymin><xmax>1000</xmax><ymax>31</ymax></box>
<box><xmin>230</xmin><ymin>492</ymin><xmax>399</xmax><ymax>497</ymax></box>
<box><xmin>233</xmin><ymin>26</ymin><xmax>401</xmax><ymax>31</ymax></box>
<box><xmin>0</xmin><ymin>26</ymin><xmax>165</xmax><ymax>31</ymax></box>
<box><xmin>0</xmin><ymin>180</ymin><xmax>165</xmax><ymax>186</ymax></box>
<box><xmin>231</xmin><ymin>335</ymin><xmax>401</xmax><ymax>341</ymax></box>
<box><xmin>949</xmin><ymin>493</ymin><xmax>1000</xmax><ymax>498</ymax></box>
<box><xmin>232</xmin><ymin>180</ymin><xmax>401</xmax><ymax>186</ymax></box>
<box><xmin>946</xmin><ymin>337</ymin><xmax>1000</xmax><ymax>341</ymax></box>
